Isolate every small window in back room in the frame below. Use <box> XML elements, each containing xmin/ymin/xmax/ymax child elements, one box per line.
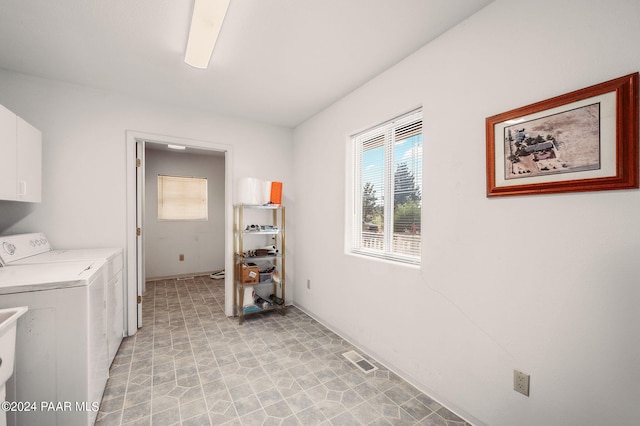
<box><xmin>351</xmin><ymin>109</ymin><xmax>422</xmax><ymax>265</ymax></box>
<box><xmin>157</xmin><ymin>175</ymin><xmax>208</xmax><ymax>221</ymax></box>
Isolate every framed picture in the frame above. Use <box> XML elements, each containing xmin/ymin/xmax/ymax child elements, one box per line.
<box><xmin>486</xmin><ymin>73</ymin><xmax>638</xmax><ymax>197</ymax></box>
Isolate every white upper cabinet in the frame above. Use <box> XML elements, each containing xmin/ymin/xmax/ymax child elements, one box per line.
<box><xmin>16</xmin><ymin>116</ymin><xmax>42</xmax><ymax>202</ymax></box>
<box><xmin>0</xmin><ymin>104</ymin><xmax>42</xmax><ymax>203</ymax></box>
<box><xmin>0</xmin><ymin>105</ymin><xmax>18</xmax><ymax>200</ymax></box>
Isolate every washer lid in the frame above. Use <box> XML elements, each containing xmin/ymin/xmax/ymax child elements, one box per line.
<box><xmin>0</xmin><ymin>260</ymin><xmax>105</xmax><ymax>295</ymax></box>
<box><xmin>8</xmin><ymin>247</ymin><xmax>121</xmax><ymax>264</ymax></box>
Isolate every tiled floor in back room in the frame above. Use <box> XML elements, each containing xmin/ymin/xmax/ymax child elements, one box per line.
<box><xmin>96</xmin><ymin>276</ymin><xmax>472</xmax><ymax>426</ymax></box>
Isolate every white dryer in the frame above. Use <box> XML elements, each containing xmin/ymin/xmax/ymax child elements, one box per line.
<box><xmin>0</xmin><ymin>233</ymin><xmax>124</xmax><ymax>364</ymax></box>
<box><xmin>0</xmin><ymin>259</ymin><xmax>107</xmax><ymax>426</ymax></box>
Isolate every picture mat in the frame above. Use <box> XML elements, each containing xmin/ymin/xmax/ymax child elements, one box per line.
<box><xmin>493</xmin><ymin>92</ymin><xmax>616</xmax><ymax>188</ymax></box>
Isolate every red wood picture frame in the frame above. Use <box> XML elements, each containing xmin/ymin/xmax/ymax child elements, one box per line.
<box><xmin>486</xmin><ymin>73</ymin><xmax>638</xmax><ymax>197</ymax></box>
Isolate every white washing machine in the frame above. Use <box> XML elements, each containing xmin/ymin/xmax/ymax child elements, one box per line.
<box><xmin>0</xmin><ymin>259</ymin><xmax>107</xmax><ymax>426</ymax></box>
<box><xmin>0</xmin><ymin>233</ymin><xmax>124</xmax><ymax>364</ymax></box>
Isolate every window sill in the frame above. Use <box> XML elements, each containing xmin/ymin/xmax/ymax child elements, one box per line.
<box><xmin>347</xmin><ymin>249</ymin><xmax>421</xmax><ymax>268</ymax></box>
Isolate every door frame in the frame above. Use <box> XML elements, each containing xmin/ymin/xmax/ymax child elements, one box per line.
<box><xmin>125</xmin><ymin>130</ymin><xmax>234</xmax><ymax>335</ymax></box>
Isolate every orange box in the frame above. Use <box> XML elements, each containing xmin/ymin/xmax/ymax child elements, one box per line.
<box><xmin>270</xmin><ymin>181</ymin><xmax>282</xmax><ymax>205</ymax></box>
<box><xmin>241</xmin><ymin>264</ymin><xmax>260</xmax><ymax>284</ymax></box>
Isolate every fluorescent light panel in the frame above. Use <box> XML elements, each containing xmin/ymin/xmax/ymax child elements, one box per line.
<box><xmin>167</xmin><ymin>144</ymin><xmax>186</xmax><ymax>150</ymax></box>
<box><xmin>184</xmin><ymin>0</ymin><xmax>231</xmax><ymax>69</ymax></box>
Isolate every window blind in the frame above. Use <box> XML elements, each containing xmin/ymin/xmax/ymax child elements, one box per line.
<box><xmin>158</xmin><ymin>175</ymin><xmax>208</xmax><ymax>221</ymax></box>
<box><xmin>352</xmin><ymin>109</ymin><xmax>422</xmax><ymax>264</ymax></box>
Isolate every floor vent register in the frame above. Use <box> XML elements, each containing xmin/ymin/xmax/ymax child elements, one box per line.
<box><xmin>342</xmin><ymin>350</ymin><xmax>378</xmax><ymax>374</ymax></box>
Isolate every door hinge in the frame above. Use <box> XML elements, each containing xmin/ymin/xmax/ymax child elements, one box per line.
<box><xmin>136</xmin><ymin>158</ymin><xmax>141</xmax><ymax>167</ymax></box>
<box><xmin>136</xmin><ymin>227</ymin><xmax>141</xmax><ymax>236</ymax></box>
<box><xmin>137</xmin><ymin>295</ymin><xmax>142</xmax><ymax>304</ymax></box>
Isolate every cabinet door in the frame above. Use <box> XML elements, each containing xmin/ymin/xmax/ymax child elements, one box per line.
<box><xmin>16</xmin><ymin>116</ymin><xmax>42</xmax><ymax>202</ymax></box>
<box><xmin>0</xmin><ymin>105</ymin><xmax>17</xmax><ymax>200</ymax></box>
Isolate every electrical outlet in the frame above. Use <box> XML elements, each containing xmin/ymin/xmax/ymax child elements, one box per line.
<box><xmin>513</xmin><ymin>369</ymin><xmax>530</xmax><ymax>396</ymax></box>
<box><xmin>179</xmin><ymin>254</ymin><xmax>184</xmax><ymax>261</ymax></box>
<box><xmin>307</xmin><ymin>279</ymin><xmax>311</xmax><ymax>289</ymax></box>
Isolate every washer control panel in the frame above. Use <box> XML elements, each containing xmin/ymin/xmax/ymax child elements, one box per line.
<box><xmin>0</xmin><ymin>232</ymin><xmax>52</xmax><ymax>265</ymax></box>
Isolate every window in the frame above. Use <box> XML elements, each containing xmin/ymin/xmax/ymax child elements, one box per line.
<box><xmin>157</xmin><ymin>175</ymin><xmax>208</xmax><ymax>221</ymax></box>
<box><xmin>351</xmin><ymin>109</ymin><xmax>422</xmax><ymax>264</ymax></box>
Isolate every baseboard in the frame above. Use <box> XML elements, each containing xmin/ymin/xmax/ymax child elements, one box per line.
<box><xmin>292</xmin><ymin>302</ymin><xmax>486</xmax><ymax>426</ymax></box>
<box><xmin>145</xmin><ymin>271</ymin><xmax>221</xmax><ymax>282</ymax></box>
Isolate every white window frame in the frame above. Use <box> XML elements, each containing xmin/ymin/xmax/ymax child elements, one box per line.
<box><xmin>157</xmin><ymin>175</ymin><xmax>208</xmax><ymax>221</ymax></box>
<box><xmin>349</xmin><ymin>109</ymin><xmax>422</xmax><ymax>265</ymax></box>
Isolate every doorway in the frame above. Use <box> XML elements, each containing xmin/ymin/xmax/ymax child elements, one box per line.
<box><xmin>125</xmin><ymin>131</ymin><xmax>234</xmax><ymax>334</ymax></box>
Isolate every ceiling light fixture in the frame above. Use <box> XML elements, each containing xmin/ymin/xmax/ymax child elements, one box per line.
<box><xmin>167</xmin><ymin>144</ymin><xmax>186</xmax><ymax>150</ymax></box>
<box><xmin>184</xmin><ymin>0</ymin><xmax>231</xmax><ymax>69</ymax></box>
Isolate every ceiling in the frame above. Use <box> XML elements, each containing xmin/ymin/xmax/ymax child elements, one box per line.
<box><xmin>0</xmin><ymin>0</ymin><xmax>492</xmax><ymax>128</ymax></box>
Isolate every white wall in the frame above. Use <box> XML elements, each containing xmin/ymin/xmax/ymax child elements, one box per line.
<box><xmin>0</xmin><ymin>69</ymin><xmax>294</xmax><ymax>323</ymax></box>
<box><xmin>144</xmin><ymin>149</ymin><xmax>225</xmax><ymax>279</ymax></box>
<box><xmin>0</xmin><ymin>71</ymin><xmax>294</xmax><ymax>244</ymax></box>
<box><xmin>292</xmin><ymin>1</ymin><xmax>640</xmax><ymax>425</ymax></box>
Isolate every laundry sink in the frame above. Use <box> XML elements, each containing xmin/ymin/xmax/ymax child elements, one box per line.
<box><xmin>0</xmin><ymin>306</ymin><xmax>27</xmax><ymax>405</ymax></box>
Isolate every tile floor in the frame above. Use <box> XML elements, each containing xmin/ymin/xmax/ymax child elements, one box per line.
<box><xmin>96</xmin><ymin>276</ymin><xmax>471</xmax><ymax>426</ymax></box>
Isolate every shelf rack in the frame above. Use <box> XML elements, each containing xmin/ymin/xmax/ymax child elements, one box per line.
<box><xmin>233</xmin><ymin>204</ymin><xmax>285</xmax><ymax>325</ymax></box>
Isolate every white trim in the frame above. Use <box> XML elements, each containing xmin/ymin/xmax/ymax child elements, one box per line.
<box><xmin>125</xmin><ymin>131</ymin><xmax>234</xmax><ymax>335</ymax></box>
<box><xmin>348</xmin><ymin>109</ymin><xmax>423</xmax><ymax>264</ymax></box>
